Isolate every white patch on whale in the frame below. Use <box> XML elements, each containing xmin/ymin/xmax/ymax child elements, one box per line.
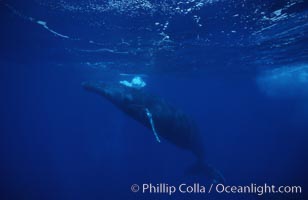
<box><xmin>119</xmin><ymin>76</ymin><xmax>146</xmax><ymax>89</ymax></box>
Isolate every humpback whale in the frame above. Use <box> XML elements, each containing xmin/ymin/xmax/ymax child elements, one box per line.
<box><xmin>83</xmin><ymin>81</ymin><xmax>224</xmax><ymax>183</ymax></box>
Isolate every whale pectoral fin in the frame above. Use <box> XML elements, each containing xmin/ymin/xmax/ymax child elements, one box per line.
<box><xmin>145</xmin><ymin>108</ymin><xmax>161</xmax><ymax>143</ymax></box>
<box><xmin>126</xmin><ymin>104</ymin><xmax>161</xmax><ymax>143</ymax></box>
<box><xmin>186</xmin><ymin>161</ymin><xmax>225</xmax><ymax>184</ymax></box>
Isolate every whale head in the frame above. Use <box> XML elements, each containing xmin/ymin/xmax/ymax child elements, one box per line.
<box><xmin>82</xmin><ymin>81</ymin><xmax>139</xmax><ymax>108</ymax></box>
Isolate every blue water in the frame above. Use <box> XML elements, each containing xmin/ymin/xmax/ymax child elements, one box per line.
<box><xmin>1</xmin><ymin>0</ymin><xmax>308</xmax><ymax>199</ymax></box>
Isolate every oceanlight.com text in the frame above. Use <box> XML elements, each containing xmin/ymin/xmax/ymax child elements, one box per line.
<box><xmin>131</xmin><ymin>183</ymin><xmax>302</xmax><ymax>196</ymax></box>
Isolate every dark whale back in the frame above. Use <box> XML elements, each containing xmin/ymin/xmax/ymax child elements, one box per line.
<box><xmin>83</xmin><ymin>81</ymin><xmax>204</xmax><ymax>158</ymax></box>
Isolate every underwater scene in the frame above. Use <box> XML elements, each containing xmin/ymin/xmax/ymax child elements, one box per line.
<box><xmin>0</xmin><ymin>0</ymin><xmax>308</xmax><ymax>199</ymax></box>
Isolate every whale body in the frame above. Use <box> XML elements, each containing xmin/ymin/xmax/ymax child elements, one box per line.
<box><xmin>83</xmin><ymin>81</ymin><xmax>224</xmax><ymax>183</ymax></box>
